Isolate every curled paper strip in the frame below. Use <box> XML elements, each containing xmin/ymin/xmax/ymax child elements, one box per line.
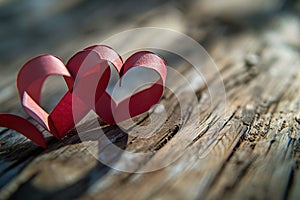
<box><xmin>0</xmin><ymin>45</ymin><xmax>166</xmax><ymax>148</ymax></box>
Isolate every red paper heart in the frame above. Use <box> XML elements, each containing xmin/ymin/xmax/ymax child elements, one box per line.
<box><xmin>0</xmin><ymin>45</ymin><xmax>167</xmax><ymax>148</ymax></box>
<box><xmin>17</xmin><ymin>55</ymin><xmax>89</xmax><ymax>139</ymax></box>
<box><xmin>70</xmin><ymin>45</ymin><xmax>166</xmax><ymax>124</ymax></box>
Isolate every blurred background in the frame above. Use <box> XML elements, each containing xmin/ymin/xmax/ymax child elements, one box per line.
<box><xmin>0</xmin><ymin>0</ymin><xmax>299</xmax><ymax>109</ymax></box>
<box><xmin>0</xmin><ymin>0</ymin><xmax>299</xmax><ymax>67</ymax></box>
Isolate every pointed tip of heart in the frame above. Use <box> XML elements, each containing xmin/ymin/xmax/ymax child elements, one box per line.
<box><xmin>39</xmin><ymin>141</ymin><xmax>47</xmax><ymax>149</ymax></box>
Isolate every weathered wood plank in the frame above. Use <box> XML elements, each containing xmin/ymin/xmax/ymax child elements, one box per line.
<box><xmin>0</xmin><ymin>1</ymin><xmax>300</xmax><ymax>200</ymax></box>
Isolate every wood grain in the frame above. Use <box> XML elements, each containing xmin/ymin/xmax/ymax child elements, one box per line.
<box><xmin>0</xmin><ymin>1</ymin><xmax>299</xmax><ymax>199</ymax></box>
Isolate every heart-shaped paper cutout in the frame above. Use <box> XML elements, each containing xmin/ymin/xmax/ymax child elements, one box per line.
<box><xmin>94</xmin><ymin>50</ymin><xmax>166</xmax><ymax>124</ymax></box>
<box><xmin>0</xmin><ymin>45</ymin><xmax>167</xmax><ymax>147</ymax></box>
<box><xmin>69</xmin><ymin>45</ymin><xmax>166</xmax><ymax>124</ymax></box>
<box><xmin>17</xmin><ymin>55</ymin><xmax>72</xmax><ymax>137</ymax></box>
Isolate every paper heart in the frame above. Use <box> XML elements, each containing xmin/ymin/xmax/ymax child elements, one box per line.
<box><xmin>95</xmin><ymin>51</ymin><xmax>166</xmax><ymax>124</ymax></box>
<box><xmin>0</xmin><ymin>45</ymin><xmax>167</xmax><ymax>148</ymax></box>
<box><xmin>70</xmin><ymin>45</ymin><xmax>167</xmax><ymax>124</ymax></box>
<box><xmin>17</xmin><ymin>53</ymin><xmax>109</xmax><ymax>139</ymax></box>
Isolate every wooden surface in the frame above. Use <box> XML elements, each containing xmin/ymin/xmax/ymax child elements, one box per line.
<box><xmin>0</xmin><ymin>0</ymin><xmax>300</xmax><ymax>199</ymax></box>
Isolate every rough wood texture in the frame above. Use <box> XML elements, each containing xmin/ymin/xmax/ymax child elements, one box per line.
<box><xmin>0</xmin><ymin>0</ymin><xmax>300</xmax><ymax>199</ymax></box>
